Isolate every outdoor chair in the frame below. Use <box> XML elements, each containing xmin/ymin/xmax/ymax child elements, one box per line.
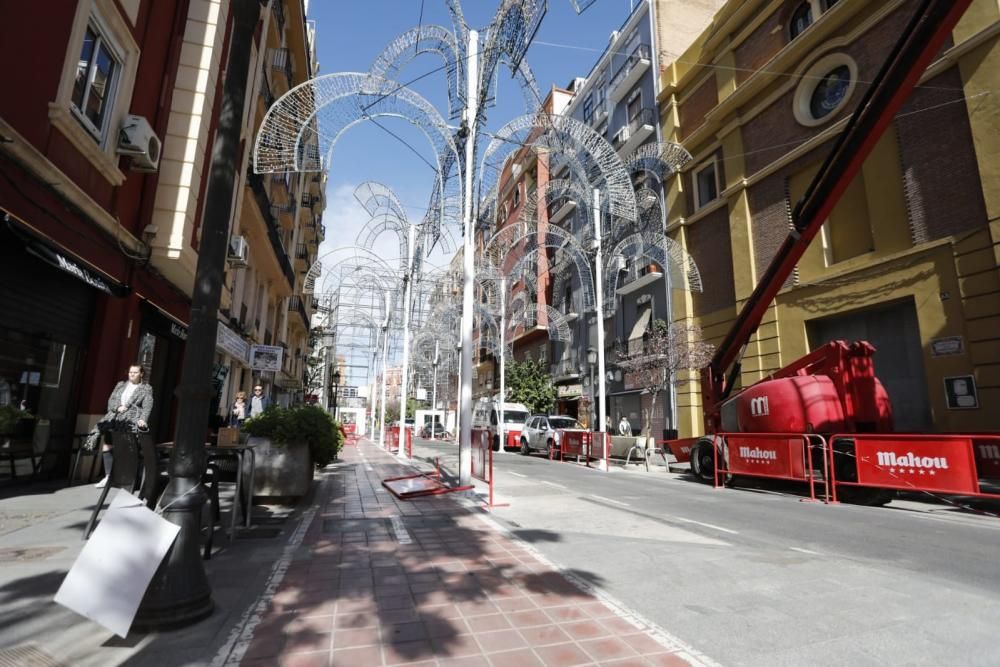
<box><xmin>0</xmin><ymin>417</ymin><xmax>39</xmax><ymax>479</ymax></box>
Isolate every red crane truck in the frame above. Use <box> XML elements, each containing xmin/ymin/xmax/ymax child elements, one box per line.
<box><xmin>674</xmin><ymin>0</ymin><xmax>998</xmax><ymax>505</ymax></box>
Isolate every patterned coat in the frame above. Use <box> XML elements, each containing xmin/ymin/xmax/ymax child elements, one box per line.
<box><xmin>106</xmin><ymin>381</ymin><xmax>154</xmax><ymax>425</ymax></box>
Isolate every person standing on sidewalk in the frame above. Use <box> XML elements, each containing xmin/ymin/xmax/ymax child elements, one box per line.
<box><xmin>246</xmin><ymin>384</ymin><xmax>270</xmax><ymax>418</ymax></box>
<box><xmin>95</xmin><ymin>365</ymin><xmax>153</xmax><ymax>488</ymax></box>
<box><xmin>230</xmin><ymin>391</ymin><xmax>248</xmax><ymax>427</ymax></box>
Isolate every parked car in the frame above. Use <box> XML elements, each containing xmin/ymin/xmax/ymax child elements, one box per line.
<box><xmin>472</xmin><ymin>397</ymin><xmax>530</xmax><ymax>451</ymax></box>
<box><xmin>519</xmin><ymin>415</ymin><xmax>586</xmax><ymax>457</ymax></box>
<box><xmin>419</xmin><ymin>419</ymin><xmax>446</xmax><ymax>439</ymax></box>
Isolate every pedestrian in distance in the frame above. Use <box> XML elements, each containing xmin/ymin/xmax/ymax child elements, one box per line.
<box><xmin>618</xmin><ymin>415</ymin><xmax>632</xmax><ymax>437</ymax></box>
<box><xmin>95</xmin><ymin>364</ymin><xmax>153</xmax><ymax>488</ymax></box>
<box><xmin>230</xmin><ymin>391</ymin><xmax>248</xmax><ymax>427</ymax></box>
<box><xmin>247</xmin><ymin>384</ymin><xmax>271</xmax><ymax>418</ymax></box>
<box><xmin>604</xmin><ymin>414</ymin><xmax>613</xmax><ymax>434</ymax></box>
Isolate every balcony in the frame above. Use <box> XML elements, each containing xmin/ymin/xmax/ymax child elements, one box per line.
<box><xmin>288</xmin><ymin>296</ymin><xmax>309</xmax><ymax>329</ymax></box>
<box><xmin>609</xmin><ymin>43</ymin><xmax>651</xmax><ymax>104</ymax></box>
<box><xmin>271</xmin><ymin>202</ymin><xmax>295</xmax><ymax>229</ymax></box>
<box><xmin>247</xmin><ymin>171</ymin><xmax>296</xmax><ymax>288</ymax></box>
<box><xmin>611</xmin><ymin>108</ymin><xmax>656</xmax><ymax>157</ymax></box>
<box><xmin>269</xmin><ymin>173</ymin><xmax>290</xmax><ymax>206</ymax></box>
<box><xmin>550</xmin><ymin>359</ymin><xmax>581</xmax><ymax>383</ymax></box>
<box><xmin>295</xmin><ymin>243</ymin><xmax>309</xmax><ymax>260</ymax></box>
<box><xmin>617</xmin><ymin>261</ymin><xmax>663</xmax><ymax>296</ymax></box>
<box><xmin>547</xmin><ymin>197</ymin><xmax>577</xmax><ymax>225</ymax></box>
<box><xmin>270</xmin><ymin>47</ymin><xmax>293</xmax><ymax>87</ymax></box>
<box><xmin>271</xmin><ymin>0</ymin><xmax>286</xmax><ymax>35</ymax></box>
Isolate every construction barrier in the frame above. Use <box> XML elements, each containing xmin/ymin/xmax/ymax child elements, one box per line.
<box><xmin>404</xmin><ymin>426</ymin><xmax>413</xmax><ymax>458</ymax></box>
<box><xmin>549</xmin><ymin>431</ymin><xmax>592</xmax><ymax>465</ymax></box>
<box><xmin>386</xmin><ymin>426</ymin><xmax>400</xmax><ymax>454</ymax></box>
<box><xmin>828</xmin><ymin>433</ymin><xmax>1000</xmax><ymax>502</ymax></box>
<box><xmin>342</xmin><ymin>423</ymin><xmax>359</xmax><ymax>446</ymax></box>
<box><xmin>714</xmin><ymin>432</ymin><xmax>829</xmax><ymax>502</ymax></box>
<box><xmin>470</xmin><ymin>428</ymin><xmax>505</xmax><ymax>508</ymax></box>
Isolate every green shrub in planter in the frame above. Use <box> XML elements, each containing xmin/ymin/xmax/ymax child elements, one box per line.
<box><xmin>0</xmin><ymin>405</ymin><xmax>35</xmax><ymax>436</ymax></box>
<box><xmin>243</xmin><ymin>405</ymin><xmax>341</xmax><ymax>467</ymax></box>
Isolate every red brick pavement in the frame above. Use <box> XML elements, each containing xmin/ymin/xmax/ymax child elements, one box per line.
<box><xmin>237</xmin><ymin>440</ymin><xmax>703</xmax><ymax>666</ymax></box>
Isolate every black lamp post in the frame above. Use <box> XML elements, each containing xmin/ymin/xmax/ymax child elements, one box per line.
<box><xmin>330</xmin><ymin>368</ymin><xmax>342</xmax><ymax>417</ymax></box>
<box><xmin>586</xmin><ymin>346</ymin><xmax>597</xmax><ymax>430</ymax></box>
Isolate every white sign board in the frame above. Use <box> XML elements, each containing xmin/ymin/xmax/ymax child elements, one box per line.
<box><xmin>217</xmin><ymin>323</ymin><xmax>249</xmax><ymax>364</ymax></box>
<box><xmin>55</xmin><ymin>491</ymin><xmax>180</xmax><ymax>637</ymax></box>
<box><xmin>249</xmin><ymin>344</ymin><xmax>283</xmax><ymax>372</ymax></box>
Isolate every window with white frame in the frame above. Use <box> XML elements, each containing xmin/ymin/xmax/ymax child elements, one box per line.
<box><xmin>49</xmin><ymin>0</ymin><xmax>140</xmax><ymax>185</ymax></box>
<box><xmin>694</xmin><ymin>160</ymin><xmax>719</xmax><ymax>210</ymax></box>
<box><xmin>71</xmin><ymin>22</ymin><xmax>123</xmax><ymax>141</ymax></box>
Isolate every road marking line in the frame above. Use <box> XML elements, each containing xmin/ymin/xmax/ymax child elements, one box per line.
<box><xmin>508</xmin><ymin>471</ymin><xmax>527</xmax><ymax>478</ymax></box>
<box><xmin>542</xmin><ymin>481</ymin><xmax>568</xmax><ymax>489</ymax></box>
<box><xmin>672</xmin><ymin>516</ymin><xmax>739</xmax><ymax>534</ymax></box>
<box><xmin>789</xmin><ymin>546</ymin><xmax>820</xmax><ymax>555</ymax></box>
<box><xmin>589</xmin><ymin>494</ymin><xmax>630</xmax><ymax>507</ymax></box>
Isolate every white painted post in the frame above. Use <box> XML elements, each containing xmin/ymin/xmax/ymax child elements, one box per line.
<box><xmin>431</xmin><ymin>339</ymin><xmax>439</xmax><ymax>440</ymax></box>
<box><xmin>458</xmin><ymin>29</ymin><xmax>479</xmax><ymax>487</ymax></box>
<box><xmin>498</xmin><ymin>276</ymin><xmax>506</xmax><ymax>454</ymax></box>
<box><xmin>378</xmin><ymin>294</ymin><xmax>390</xmax><ymax>448</ymax></box>
<box><xmin>397</xmin><ymin>225</ymin><xmax>417</xmax><ymax>458</ymax></box>
<box><xmin>593</xmin><ymin>189</ymin><xmax>608</xmax><ymax>470</ymax></box>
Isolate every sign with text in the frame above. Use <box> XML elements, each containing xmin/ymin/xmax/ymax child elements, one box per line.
<box><xmin>725</xmin><ymin>436</ymin><xmax>799</xmax><ymax>479</ymax></box>
<box><xmin>249</xmin><ymin>344</ymin><xmax>283</xmax><ymax>372</ymax></box>
<box><xmin>851</xmin><ymin>435</ymin><xmax>980</xmax><ymax>495</ymax></box>
<box><xmin>216</xmin><ymin>323</ymin><xmax>249</xmax><ymax>363</ymax></box>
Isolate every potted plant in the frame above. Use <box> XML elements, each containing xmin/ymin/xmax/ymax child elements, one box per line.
<box><xmin>243</xmin><ymin>405</ymin><xmax>342</xmax><ymax>500</ymax></box>
<box><xmin>0</xmin><ymin>405</ymin><xmax>36</xmax><ymax>438</ymax></box>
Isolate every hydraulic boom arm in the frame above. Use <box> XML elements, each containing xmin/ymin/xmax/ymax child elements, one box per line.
<box><xmin>700</xmin><ymin>0</ymin><xmax>973</xmax><ymax>429</ymax></box>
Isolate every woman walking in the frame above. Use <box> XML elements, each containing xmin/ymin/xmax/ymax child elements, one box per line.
<box><xmin>230</xmin><ymin>391</ymin><xmax>248</xmax><ymax>427</ymax></box>
<box><xmin>95</xmin><ymin>364</ymin><xmax>153</xmax><ymax>488</ymax></box>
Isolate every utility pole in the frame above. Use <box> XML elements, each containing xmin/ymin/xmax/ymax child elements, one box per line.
<box><xmin>593</xmin><ymin>188</ymin><xmax>608</xmax><ymax>470</ymax></box>
<box><xmin>377</xmin><ymin>293</ymin><xmax>390</xmax><ymax>447</ymax></box>
<box><xmin>497</xmin><ymin>276</ymin><xmax>506</xmax><ymax>453</ymax></box>
<box><xmin>396</xmin><ymin>224</ymin><xmax>417</xmax><ymax>458</ymax></box>
<box><xmin>458</xmin><ymin>29</ymin><xmax>479</xmax><ymax>486</ymax></box>
<box><xmin>431</xmin><ymin>339</ymin><xmax>440</xmax><ymax>440</ymax></box>
<box><xmin>134</xmin><ymin>0</ymin><xmax>259</xmax><ymax>629</ymax></box>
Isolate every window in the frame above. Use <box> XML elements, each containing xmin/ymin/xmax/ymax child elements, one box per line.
<box><xmin>789</xmin><ymin>3</ymin><xmax>813</xmax><ymax>39</ymax></box>
<box><xmin>793</xmin><ymin>53</ymin><xmax>858</xmax><ymax>127</ymax></box>
<box><xmin>72</xmin><ymin>24</ymin><xmax>122</xmax><ymax>140</ymax></box>
<box><xmin>627</xmin><ymin>90</ymin><xmax>643</xmax><ymax>123</ymax></box>
<box><xmin>694</xmin><ymin>161</ymin><xmax>719</xmax><ymax>210</ymax></box>
<box><xmin>49</xmin><ymin>0</ymin><xmax>140</xmax><ymax>185</ymax></box>
<box><xmin>582</xmin><ymin>94</ymin><xmax>594</xmax><ymax>123</ymax></box>
<box><xmin>790</xmin><ymin>0</ymin><xmax>840</xmax><ymax>40</ymax></box>
<box><xmin>512</xmin><ymin>183</ymin><xmax>521</xmax><ymax>209</ymax></box>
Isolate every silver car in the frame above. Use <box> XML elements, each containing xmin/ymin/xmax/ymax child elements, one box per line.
<box><xmin>519</xmin><ymin>415</ymin><xmax>585</xmax><ymax>456</ymax></box>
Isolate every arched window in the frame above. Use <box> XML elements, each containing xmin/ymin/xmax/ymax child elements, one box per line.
<box><xmin>790</xmin><ymin>2</ymin><xmax>814</xmax><ymax>39</ymax></box>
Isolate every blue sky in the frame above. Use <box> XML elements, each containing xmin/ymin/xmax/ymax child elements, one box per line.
<box><xmin>307</xmin><ymin>0</ymin><xmax>642</xmax><ymax>266</ymax></box>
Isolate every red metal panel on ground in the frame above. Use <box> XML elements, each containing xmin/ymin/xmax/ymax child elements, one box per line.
<box><xmin>382</xmin><ymin>472</ymin><xmax>474</xmax><ymax>499</ymax></box>
<box><xmin>557</xmin><ymin>431</ymin><xmax>590</xmax><ymax>461</ymax></box>
<box><xmin>848</xmin><ymin>434</ymin><xmax>981</xmax><ymax>495</ymax></box>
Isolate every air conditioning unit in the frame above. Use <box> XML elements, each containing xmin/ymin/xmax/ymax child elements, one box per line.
<box><xmin>227</xmin><ymin>236</ymin><xmax>249</xmax><ymax>267</ymax></box>
<box><xmin>117</xmin><ymin>114</ymin><xmax>162</xmax><ymax>172</ymax></box>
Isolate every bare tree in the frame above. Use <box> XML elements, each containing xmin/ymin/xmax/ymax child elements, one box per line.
<box><xmin>615</xmin><ymin>319</ymin><xmax>715</xmax><ymax>449</ymax></box>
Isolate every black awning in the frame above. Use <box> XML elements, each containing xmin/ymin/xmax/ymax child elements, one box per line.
<box><xmin>4</xmin><ymin>212</ymin><xmax>129</xmax><ymax>298</ymax></box>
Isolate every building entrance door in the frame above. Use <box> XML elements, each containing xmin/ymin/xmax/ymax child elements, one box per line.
<box><xmin>806</xmin><ymin>299</ymin><xmax>930</xmax><ymax>431</ymax></box>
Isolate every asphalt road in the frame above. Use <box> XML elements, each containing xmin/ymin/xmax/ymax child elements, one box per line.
<box><xmin>411</xmin><ymin>438</ymin><xmax>1000</xmax><ymax>667</ymax></box>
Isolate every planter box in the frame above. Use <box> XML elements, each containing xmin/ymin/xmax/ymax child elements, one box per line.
<box><xmin>248</xmin><ymin>436</ymin><xmax>313</xmax><ymax>500</ymax></box>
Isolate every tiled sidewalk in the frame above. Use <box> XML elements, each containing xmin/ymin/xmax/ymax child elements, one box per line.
<box><xmin>239</xmin><ymin>440</ymin><xmax>704</xmax><ymax>667</ymax></box>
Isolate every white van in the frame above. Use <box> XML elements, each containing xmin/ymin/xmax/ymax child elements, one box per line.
<box><xmin>472</xmin><ymin>397</ymin><xmax>530</xmax><ymax>451</ymax></box>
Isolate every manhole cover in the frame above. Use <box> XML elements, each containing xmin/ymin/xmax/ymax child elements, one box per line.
<box><xmin>235</xmin><ymin>528</ymin><xmax>283</xmax><ymax>539</ymax></box>
<box><xmin>0</xmin><ymin>546</ymin><xmax>65</xmax><ymax>563</ymax></box>
<box><xmin>0</xmin><ymin>644</ymin><xmax>66</xmax><ymax>667</ymax></box>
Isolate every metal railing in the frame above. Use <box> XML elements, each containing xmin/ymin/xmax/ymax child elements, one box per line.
<box><xmin>609</xmin><ymin>43</ymin><xmax>651</xmax><ymax>93</ymax></box>
<box><xmin>288</xmin><ymin>296</ymin><xmax>309</xmax><ymax>328</ymax></box>
<box><xmin>271</xmin><ymin>0</ymin><xmax>286</xmax><ymax>35</ymax></box>
<box><xmin>247</xmin><ymin>171</ymin><xmax>296</xmax><ymax>288</ymax></box>
<box><xmin>271</xmin><ymin>47</ymin><xmax>293</xmax><ymax>85</ymax></box>
<box><xmin>612</xmin><ymin>107</ymin><xmax>656</xmax><ymax>150</ymax></box>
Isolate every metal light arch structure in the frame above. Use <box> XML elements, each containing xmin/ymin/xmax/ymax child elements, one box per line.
<box><xmin>480</xmin><ymin>114</ymin><xmax>637</xmax><ymax>225</ymax></box>
<box><xmin>625</xmin><ymin>141</ymin><xmax>694</xmax><ymax>184</ymax></box>
<box><xmin>603</xmin><ymin>232</ymin><xmax>704</xmax><ymax>315</ymax></box>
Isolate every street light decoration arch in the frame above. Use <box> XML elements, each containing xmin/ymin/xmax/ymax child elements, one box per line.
<box><xmin>480</xmin><ymin>114</ymin><xmax>637</xmax><ymax>224</ymax></box>
<box><xmin>603</xmin><ymin>232</ymin><xmax>703</xmax><ymax>316</ymax></box>
<box><xmin>369</xmin><ymin>25</ymin><xmax>465</xmax><ymax>120</ymax></box>
<box><xmin>625</xmin><ymin>141</ymin><xmax>693</xmax><ymax>183</ymax></box>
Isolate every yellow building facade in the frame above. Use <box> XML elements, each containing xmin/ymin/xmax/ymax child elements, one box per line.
<box><xmin>659</xmin><ymin>0</ymin><xmax>1000</xmax><ymax>437</ymax></box>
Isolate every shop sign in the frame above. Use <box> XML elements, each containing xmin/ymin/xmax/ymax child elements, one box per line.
<box><xmin>557</xmin><ymin>384</ymin><xmax>582</xmax><ymax>398</ymax></box>
<box><xmin>930</xmin><ymin>336</ymin><xmax>964</xmax><ymax>357</ymax></box>
<box><xmin>250</xmin><ymin>344</ymin><xmax>283</xmax><ymax>372</ymax></box>
<box><xmin>216</xmin><ymin>323</ymin><xmax>249</xmax><ymax>364</ymax></box>
<box><xmin>170</xmin><ymin>322</ymin><xmax>188</xmax><ymax>341</ymax></box>
<box><xmin>944</xmin><ymin>375</ymin><xmax>978</xmax><ymax>410</ymax></box>
<box><xmin>26</xmin><ymin>242</ymin><xmax>129</xmax><ymax>297</ymax></box>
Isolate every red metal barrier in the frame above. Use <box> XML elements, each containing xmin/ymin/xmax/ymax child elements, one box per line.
<box><xmin>552</xmin><ymin>431</ymin><xmax>592</xmax><ymax>465</ymax></box>
<box><xmin>829</xmin><ymin>433</ymin><xmax>1000</xmax><ymax>501</ymax></box>
<box><xmin>405</xmin><ymin>426</ymin><xmax>413</xmax><ymax>458</ymax></box>
<box><xmin>470</xmin><ymin>428</ymin><xmax>505</xmax><ymax>508</ymax></box>
<box><xmin>714</xmin><ymin>432</ymin><xmax>829</xmax><ymax>503</ymax></box>
<box><xmin>386</xmin><ymin>426</ymin><xmax>400</xmax><ymax>454</ymax></box>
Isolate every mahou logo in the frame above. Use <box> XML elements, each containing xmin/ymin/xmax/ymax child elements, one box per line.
<box><xmin>739</xmin><ymin>446</ymin><xmax>778</xmax><ymax>461</ymax></box>
<box><xmin>876</xmin><ymin>451</ymin><xmax>950</xmax><ymax>470</ymax></box>
<box><xmin>749</xmin><ymin>395</ymin><xmax>769</xmax><ymax>417</ymax></box>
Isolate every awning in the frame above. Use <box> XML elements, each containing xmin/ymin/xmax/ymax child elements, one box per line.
<box><xmin>628</xmin><ymin>306</ymin><xmax>652</xmax><ymax>342</ymax></box>
<box><xmin>5</xmin><ymin>213</ymin><xmax>130</xmax><ymax>297</ymax></box>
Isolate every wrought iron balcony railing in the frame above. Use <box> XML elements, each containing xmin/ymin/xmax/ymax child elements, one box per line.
<box><xmin>609</xmin><ymin>43</ymin><xmax>651</xmax><ymax>93</ymax></box>
<box><xmin>612</xmin><ymin>107</ymin><xmax>656</xmax><ymax>150</ymax></box>
<box><xmin>247</xmin><ymin>171</ymin><xmax>296</xmax><ymax>288</ymax></box>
